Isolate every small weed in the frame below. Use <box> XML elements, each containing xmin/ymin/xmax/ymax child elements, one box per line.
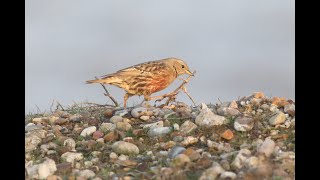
<box><xmin>53</xmin><ymin>139</ymin><xmax>63</xmax><ymax>146</ymax></box>
<box><xmin>225</xmin><ymin>116</ymin><xmax>236</xmax><ymax>125</ymax></box>
<box><xmin>273</xmin><ymin>176</ymin><xmax>283</xmax><ymax>180</ymax></box>
<box><xmin>99</xmin><ymin>167</ymin><xmax>111</xmax><ymax>178</ymax></box>
<box><xmin>186</xmin><ymin>170</ymin><xmax>202</xmax><ymax>180</ymax></box>
<box><xmin>125</xmin><ymin>129</ymin><xmax>134</xmax><ymax>137</ymax></box>
<box><xmin>166</xmin><ymin>113</ymin><xmax>185</xmax><ymax>126</ymax></box>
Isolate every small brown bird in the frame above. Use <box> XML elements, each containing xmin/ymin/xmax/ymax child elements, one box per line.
<box><xmin>86</xmin><ymin>57</ymin><xmax>193</xmax><ymax>107</ymax></box>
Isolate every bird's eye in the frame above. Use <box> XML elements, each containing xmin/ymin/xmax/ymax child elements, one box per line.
<box><xmin>181</xmin><ymin>65</ymin><xmax>185</xmax><ymax>68</ymax></box>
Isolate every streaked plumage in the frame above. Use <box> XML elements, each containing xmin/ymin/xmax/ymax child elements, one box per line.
<box><xmin>86</xmin><ymin>57</ymin><xmax>193</xmax><ymax>107</ymax></box>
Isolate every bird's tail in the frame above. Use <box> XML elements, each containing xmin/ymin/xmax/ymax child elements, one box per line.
<box><xmin>86</xmin><ymin>79</ymin><xmax>103</xmax><ymax>84</ymax></box>
<box><xmin>86</xmin><ymin>75</ymin><xmax>121</xmax><ymax>85</ymax></box>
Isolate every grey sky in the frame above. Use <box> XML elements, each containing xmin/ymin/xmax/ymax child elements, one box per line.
<box><xmin>25</xmin><ymin>0</ymin><xmax>295</xmax><ymax>113</ymax></box>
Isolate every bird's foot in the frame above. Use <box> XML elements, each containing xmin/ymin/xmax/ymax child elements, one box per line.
<box><xmin>153</xmin><ymin>91</ymin><xmax>179</xmax><ymax>105</ymax></box>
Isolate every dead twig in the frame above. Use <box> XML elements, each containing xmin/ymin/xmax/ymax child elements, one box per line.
<box><xmin>35</xmin><ymin>104</ymin><xmax>41</xmax><ymax>114</ymax></box>
<box><xmin>76</xmin><ymin>102</ymin><xmax>115</xmax><ymax>107</ymax></box>
<box><xmin>95</xmin><ymin>76</ymin><xmax>119</xmax><ymax>107</ymax></box>
<box><xmin>56</xmin><ymin>101</ymin><xmax>65</xmax><ymax>111</ymax></box>
<box><xmin>50</xmin><ymin>100</ymin><xmax>55</xmax><ymax>113</ymax></box>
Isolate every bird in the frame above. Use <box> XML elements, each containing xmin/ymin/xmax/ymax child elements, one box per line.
<box><xmin>86</xmin><ymin>57</ymin><xmax>193</xmax><ymax>108</ymax></box>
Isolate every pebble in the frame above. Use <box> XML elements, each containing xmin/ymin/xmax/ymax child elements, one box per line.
<box><xmin>179</xmin><ymin>120</ymin><xmax>198</xmax><ymax>135</ymax></box>
<box><xmin>25</xmin><ymin>123</ymin><xmax>42</xmax><ymax>132</ymax></box>
<box><xmin>99</xmin><ymin>123</ymin><xmax>116</xmax><ymax>133</ymax></box>
<box><xmin>63</xmin><ymin>138</ymin><xmax>76</xmax><ymax>151</ymax></box>
<box><xmin>147</xmin><ymin>127</ymin><xmax>172</xmax><ymax>138</ymax></box>
<box><xmin>114</xmin><ymin>109</ymin><xmax>129</xmax><ymax>117</ymax></box>
<box><xmin>272</xmin><ymin>97</ymin><xmax>289</xmax><ymax>107</ymax></box>
<box><xmin>257</xmin><ymin>109</ymin><xmax>263</xmax><ymax>113</ymax></box>
<box><xmin>61</xmin><ymin>152</ymin><xmax>83</xmax><ymax>165</ymax></box>
<box><xmin>91</xmin><ymin>151</ymin><xmax>101</xmax><ymax>157</ymax></box>
<box><xmin>110</xmin><ymin>116</ymin><xmax>123</xmax><ymax>123</ymax></box>
<box><xmin>195</xmin><ymin>103</ymin><xmax>225</xmax><ymax>127</ymax></box>
<box><xmin>25</xmin><ymin>131</ymin><xmax>44</xmax><ymax>152</ymax></box>
<box><xmin>88</xmin><ymin>118</ymin><xmax>100</xmax><ymax>126</ymax></box>
<box><xmin>78</xmin><ymin>169</ymin><xmax>96</xmax><ymax>179</ymax></box>
<box><xmin>270</xmin><ymin>130</ymin><xmax>279</xmax><ymax>136</ymax></box>
<box><xmin>103</xmin><ymin>108</ymin><xmax>114</xmax><ymax>118</ymax></box>
<box><xmin>84</xmin><ymin>161</ymin><xmax>93</xmax><ymax>168</ymax></box>
<box><xmin>132</xmin><ymin>129</ymin><xmax>144</xmax><ymax>136</ymax></box>
<box><xmin>183</xmin><ymin>148</ymin><xmax>201</xmax><ymax>161</ymax></box>
<box><xmin>168</xmin><ymin>146</ymin><xmax>186</xmax><ymax>159</ymax></box>
<box><xmin>48</xmin><ymin>116</ymin><xmax>59</xmax><ymax>124</ymax></box>
<box><xmin>254</xmin><ymin>92</ymin><xmax>265</xmax><ymax>99</ymax></box>
<box><xmin>80</xmin><ymin>126</ymin><xmax>96</xmax><ymax>137</ymax></box>
<box><xmin>32</xmin><ymin>117</ymin><xmax>45</xmax><ymax>124</ymax></box>
<box><xmin>257</xmin><ymin>138</ymin><xmax>275</xmax><ymax>157</ymax></box>
<box><xmin>173</xmin><ymin>136</ymin><xmax>184</xmax><ymax>142</ymax></box>
<box><xmin>26</xmin><ymin>158</ymin><xmax>57</xmax><ymax>179</ymax></box>
<box><xmin>217</xmin><ymin>107</ymin><xmax>241</xmax><ymax>116</ymax></box>
<box><xmin>220</xmin><ymin>171</ymin><xmax>237</xmax><ymax>179</ymax></box>
<box><xmin>173</xmin><ymin>123</ymin><xmax>180</xmax><ymax>131</ymax></box>
<box><xmin>171</xmin><ymin>154</ymin><xmax>191</xmax><ymax>166</ymax></box>
<box><xmin>207</xmin><ymin>140</ymin><xmax>233</xmax><ymax>153</ymax></box>
<box><xmin>160</xmin><ymin>141</ymin><xmax>176</xmax><ymax>150</ymax></box>
<box><xmin>116</xmin><ymin>121</ymin><xmax>132</xmax><ymax>131</ymax></box>
<box><xmin>231</xmin><ymin>148</ymin><xmax>251</xmax><ymax>170</ymax></box>
<box><xmin>55</xmin><ymin>162</ymin><xmax>72</xmax><ymax>174</ymax></box>
<box><xmin>244</xmin><ymin>156</ymin><xmax>259</xmax><ymax>168</ymax></box>
<box><xmin>269</xmin><ymin>112</ymin><xmax>286</xmax><ymax>125</ymax></box>
<box><xmin>220</xmin><ymin>129</ymin><xmax>234</xmax><ymax>140</ymax></box>
<box><xmin>46</xmin><ymin>175</ymin><xmax>62</xmax><ymax>180</ymax></box>
<box><xmin>260</xmin><ymin>104</ymin><xmax>269</xmax><ymax>110</ymax></box>
<box><xmin>220</xmin><ymin>159</ymin><xmax>230</xmax><ymax>170</ymax></box>
<box><xmin>131</xmin><ymin>107</ymin><xmax>147</xmax><ymax>118</ymax></box>
<box><xmin>92</xmin><ymin>130</ymin><xmax>104</xmax><ymax>140</ymax></box>
<box><xmin>269</xmin><ymin>105</ymin><xmax>279</xmax><ymax>112</ymax></box>
<box><xmin>229</xmin><ymin>101</ymin><xmax>238</xmax><ymax>109</ymax></box>
<box><xmin>55</xmin><ymin>118</ymin><xmax>68</xmax><ymax>125</ymax></box>
<box><xmin>117</xmin><ymin>154</ymin><xmax>128</xmax><ymax>161</ymax></box>
<box><xmin>109</xmin><ymin>152</ymin><xmax>118</xmax><ymax>159</ymax></box>
<box><xmin>112</xmin><ymin>141</ymin><xmax>139</xmax><ymax>155</ymax></box>
<box><xmin>104</xmin><ymin>131</ymin><xmax>120</xmax><ymax>142</ymax></box>
<box><xmin>140</xmin><ymin>115</ymin><xmax>150</xmax><ymax>121</ymax></box>
<box><xmin>69</xmin><ymin>114</ymin><xmax>82</xmax><ymax>122</ymax></box>
<box><xmin>251</xmin><ymin>98</ymin><xmax>263</xmax><ymax>106</ymax></box>
<box><xmin>199</xmin><ymin>162</ymin><xmax>225</xmax><ymax>180</ymax></box>
<box><xmin>234</xmin><ymin>117</ymin><xmax>254</xmax><ymax>131</ymax></box>
<box><xmin>142</xmin><ymin>121</ymin><xmax>163</xmax><ymax>130</ymax></box>
<box><xmin>181</xmin><ymin>136</ymin><xmax>198</xmax><ymax>146</ymax></box>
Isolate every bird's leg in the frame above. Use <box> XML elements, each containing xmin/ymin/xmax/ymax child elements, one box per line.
<box><xmin>123</xmin><ymin>93</ymin><xmax>132</xmax><ymax>108</ymax></box>
<box><xmin>149</xmin><ymin>91</ymin><xmax>180</xmax><ymax>105</ymax></box>
<box><xmin>156</xmin><ymin>92</ymin><xmax>179</xmax><ymax>104</ymax></box>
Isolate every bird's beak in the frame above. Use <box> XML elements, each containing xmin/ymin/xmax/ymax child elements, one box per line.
<box><xmin>186</xmin><ymin>70</ymin><xmax>194</xmax><ymax>76</ymax></box>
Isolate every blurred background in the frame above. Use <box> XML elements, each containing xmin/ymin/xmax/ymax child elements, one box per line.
<box><xmin>25</xmin><ymin>0</ymin><xmax>295</xmax><ymax>114</ymax></box>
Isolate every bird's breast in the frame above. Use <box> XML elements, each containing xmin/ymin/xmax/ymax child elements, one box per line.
<box><xmin>149</xmin><ymin>75</ymin><xmax>175</xmax><ymax>93</ymax></box>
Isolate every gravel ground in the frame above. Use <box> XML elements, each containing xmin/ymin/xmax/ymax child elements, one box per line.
<box><xmin>25</xmin><ymin>92</ymin><xmax>295</xmax><ymax>180</ymax></box>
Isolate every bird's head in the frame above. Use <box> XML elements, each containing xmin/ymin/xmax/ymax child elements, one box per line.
<box><xmin>170</xmin><ymin>58</ymin><xmax>193</xmax><ymax>76</ymax></box>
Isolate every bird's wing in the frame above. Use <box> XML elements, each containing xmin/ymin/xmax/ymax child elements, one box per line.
<box><xmin>117</xmin><ymin>60</ymin><xmax>168</xmax><ymax>75</ymax></box>
<box><xmin>99</xmin><ymin>60</ymin><xmax>168</xmax><ymax>80</ymax></box>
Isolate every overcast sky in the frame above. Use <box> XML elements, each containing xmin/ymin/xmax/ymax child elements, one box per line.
<box><xmin>26</xmin><ymin>0</ymin><xmax>295</xmax><ymax>114</ymax></box>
